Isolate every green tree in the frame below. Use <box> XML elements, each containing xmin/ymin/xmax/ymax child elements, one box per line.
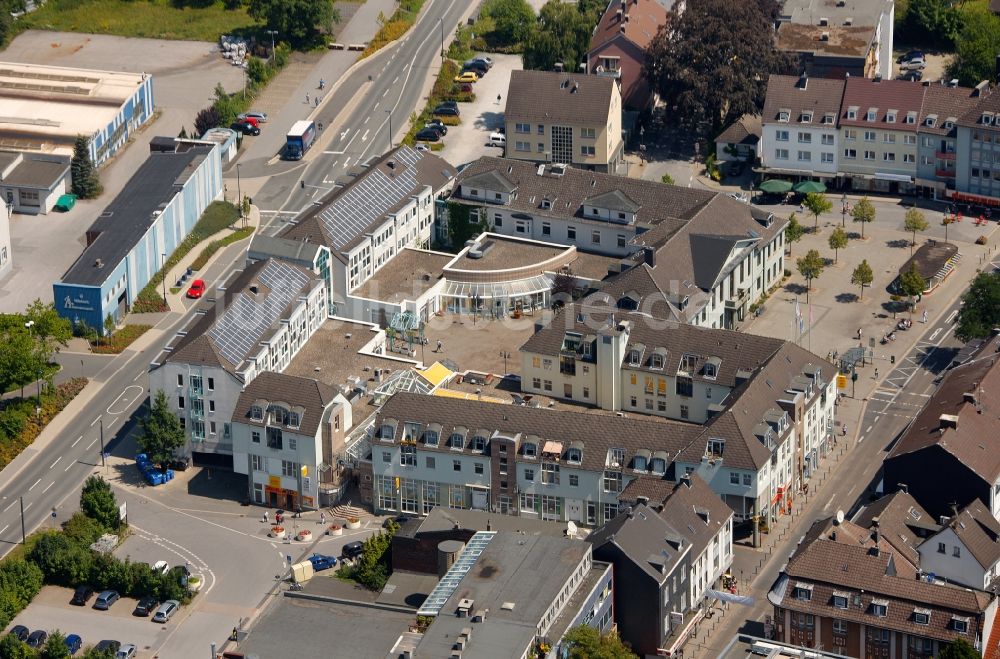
<box><xmin>803</xmin><ymin>192</ymin><xmax>832</xmax><ymax>231</ymax></box>
<box><xmin>0</xmin><ymin>324</ymin><xmax>45</xmax><ymax>397</ymax></box>
<box><xmin>29</xmin><ymin>531</ymin><xmax>94</xmax><ymax>586</ymax></box>
<box><xmin>0</xmin><ymin>634</ymin><xmax>31</xmax><ymax>659</ymax></box>
<box><xmin>784</xmin><ymin>213</ymin><xmax>805</xmax><ymax>255</ymax></box>
<box><xmin>562</xmin><ymin>625</ymin><xmax>638</xmax><ymax>658</ymax></box>
<box><xmin>247</xmin><ymin>0</ymin><xmax>339</xmax><ymax>46</ymax></box>
<box><xmin>851</xmin><ymin>259</ymin><xmax>874</xmax><ymax>300</ymax></box>
<box><xmin>903</xmin><ymin>206</ymin><xmax>929</xmax><ymax>256</ymax></box>
<box><xmin>481</xmin><ymin>0</ymin><xmax>536</xmax><ymax>46</ymax></box>
<box><xmin>352</xmin><ymin>521</ymin><xmax>397</xmax><ymax>590</ymax></box>
<box><xmin>898</xmin><ymin>263</ymin><xmax>926</xmax><ymax>319</ymax></box>
<box><xmin>828</xmin><ymin>225</ymin><xmax>848</xmax><ymax>263</ymax></box>
<box><xmin>194</xmin><ymin>106</ymin><xmax>222</xmax><ymax>137</ymax></box>
<box><xmin>246</xmin><ymin>56</ymin><xmax>269</xmax><ymax>87</ymax></box>
<box><xmin>902</xmin><ymin>0</ymin><xmax>961</xmax><ymax>48</ymax></box>
<box><xmin>851</xmin><ymin>196</ymin><xmax>876</xmax><ymax>238</ymax></box>
<box><xmin>70</xmin><ymin>135</ymin><xmax>102</xmax><ymax>199</ymax></box>
<box><xmin>23</xmin><ymin>299</ymin><xmax>72</xmax><ymax>360</ymax></box>
<box><xmin>522</xmin><ymin>1</ymin><xmax>599</xmax><ymax>72</ymax></box>
<box><xmin>103</xmin><ymin>314</ymin><xmax>115</xmax><ymax>338</ymax></box>
<box><xmin>947</xmin><ymin>8</ymin><xmax>1000</xmax><ymax>88</ymax></box>
<box><xmin>61</xmin><ymin>512</ymin><xmax>104</xmax><ymax>546</ymax></box>
<box><xmin>660</xmin><ymin>173</ymin><xmax>675</xmax><ymax>185</ymax></box>
<box><xmin>956</xmin><ymin>271</ymin><xmax>1000</xmax><ymax>341</ymax></box>
<box><xmin>796</xmin><ymin>249</ymin><xmax>825</xmax><ymax>302</ymax></box>
<box><xmin>41</xmin><ymin>630</ymin><xmax>71</xmax><ymax>659</ymax></box>
<box><xmin>939</xmin><ymin>638</ymin><xmax>980</xmax><ymax>659</ymax></box>
<box><xmin>80</xmin><ymin>476</ymin><xmax>120</xmax><ymax>532</ymax></box>
<box><xmin>645</xmin><ymin>0</ymin><xmax>792</xmax><ymax>136</ymax></box>
<box><xmin>137</xmin><ymin>391</ymin><xmax>186</xmax><ymax>469</ymax></box>
<box><xmin>80</xmin><ymin>644</ymin><xmax>116</xmax><ymax>659</ymax></box>
<box><xmin>210</xmin><ymin>83</ymin><xmax>241</xmax><ymax>129</ymax></box>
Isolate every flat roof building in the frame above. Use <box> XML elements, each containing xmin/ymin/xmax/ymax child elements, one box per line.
<box><xmin>54</xmin><ymin>140</ymin><xmax>222</xmax><ymax>331</ymax></box>
<box><xmin>0</xmin><ymin>62</ymin><xmax>154</xmax><ymax>166</ymax></box>
<box><xmin>0</xmin><ymin>151</ymin><xmax>71</xmax><ymax>215</ymax></box>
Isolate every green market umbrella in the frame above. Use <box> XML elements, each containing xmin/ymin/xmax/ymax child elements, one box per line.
<box><xmin>793</xmin><ymin>180</ymin><xmax>827</xmax><ymax>194</ymax></box>
<box><xmin>758</xmin><ymin>179</ymin><xmax>793</xmax><ymax>194</ymax></box>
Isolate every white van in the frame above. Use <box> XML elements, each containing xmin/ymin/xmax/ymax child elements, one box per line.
<box><xmin>488</xmin><ymin>132</ymin><xmax>505</xmax><ymax>147</ymax></box>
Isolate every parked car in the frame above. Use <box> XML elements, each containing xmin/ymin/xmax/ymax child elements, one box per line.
<box><xmin>230</xmin><ymin>121</ymin><xmax>260</xmax><ymax>136</ymax></box>
<box><xmin>134</xmin><ymin>597</ymin><xmax>158</xmax><ymax>616</ymax></box>
<box><xmin>432</xmin><ymin>105</ymin><xmax>460</xmax><ymax>117</ymax></box>
<box><xmin>488</xmin><ymin>132</ymin><xmax>506</xmax><ymax>147</ymax></box>
<box><xmin>94</xmin><ymin>640</ymin><xmax>121</xmax><ymax>655</ymax></box>
<box><xmin>414</xmin><ymin>128</ymin><xmax>442</xmax><ymax>142</ymax></box>
<box><xmin>900</xmin><ymin>56</ymin><xmax>926</xmax><ymax>71</ymax></box>
<box><xmin>186</xmin><ymin>279</ymin><xmax>206</xmax><ymax>299</ymax></box>
<box><xmin>152</xmin><ymin>560</ymin><xmax>169</xmax><ymax>575</ymax></box>
<box><xmin>9</xmin><ymin>626</ymin><xmax>28</xmax><ymax>642</ymax></box>
<box><xmin>342</xmin><ymin>541</ymin><xmax>364</xmax><ymax>560</ymax></box>
<box><xmin>169</xmin><ymin>457</ymin><xmax>190</xmax><ymax>471</ymax></box>
<box><xmin>116</xmin><ymin>644</ymin><xmax>137</xmax><ymax>659</ymax></box>
<box><xmin>152</xmin><ymin>600</ymin><xmax>179</xmax><ymax>623</ymax></box>
<box><xmin>237</xmin><ymin>116</ymin><xmax>259</xmax><ymax>128</ymax></box>
<box><xmin>462</xmin><ymin>61</ymin><xmax>488</xmax><ymax>75</ymax></box>
<box><xmin>469</xmin><ymin>55</ymin><xmax>493</xmax><ymax>68</ymax></box>
<box><xmin>71</xmin><ymin>585</ymin><xmax>94</xmax><ymax>606</ymax></box>
<box><xmin>898</xmin><ymin>49</ymin><xmax>923</xmax><ymax>64</ymax></box>
<box><xmin>94</xmin><ymin>590</ymin><xmax>120</xmax><ymax>610</ymax></box>
<box><xmin>422</xmin><ymin>124</ymin><xmax>447</xmax><ymax>138</ymax></box>
<box><xmin>424</xmin><ymin>120</ymin><xmax>447</xmax><ymax>135</ymax></box>
<box><xmin>26</xmin><ymin>630</ymin><xmax>47</xmax><ymax>649</ymax></box>
<box><xmin>454</xmin><ymin>71</ymin><xmax>479</xmax><ymax>84</ymax></box>
<box><xmin>238</xmin><ymin>111</ymin><xmax>268</xmax><ymax>123</ymax></box>
<box><xmin>415</xmin><ymin>144</ymin><xmax>429</xmax><ymax>152</ymax></box>
<box><xmin>65</xmin><ymin>634</ymin><xmax>83</xmax><ymax>655</ymax></box>
<box><xmin>900</xmin><ymin>69</ymin><xmax>923</xmax><ymax>82</ymax></box>
<box><xmin>308</xmin><ymin>554</ymin><xmax>338</xmax><ymax>571</ymax></box>
<box><xmin>459</xmin><ymin>82</ymin><xmax>474</xmax><ymax>93</ymax></box>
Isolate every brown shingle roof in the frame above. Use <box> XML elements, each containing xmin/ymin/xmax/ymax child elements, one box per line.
<box><xmin>232</xmin><ymin>372</ymin><xmax>338</xmax><ymax>437</ymax></box>
<box><xmin>589</xmin><ymin>0</ymin><xmax>668</xmax><ymax>53</ymax></box>
<box><xmin>505</xmin><ymin>71</ymin><xmax>617</xmax><ymax>126</ymax></box>
<box><xmin>840</xmin><ymin>77</ymin><xmax>926</xmax><ymax>131</ymax></box>
<box><xmin>715</xmin><ymin>114</ymin><xmax>762</xmax><ymax>146</ymax></box>
<box><xmin>942</xmin><ymin>500</ymin><xmax>1000</xmax><ymax>570</ymax></box>
<box><xmin>762</xmin><ymin>75</ymin><xmax>845</xmax><ymax>125</ymax></box>
<box><xmin>958</xmin><ymin>87</ymin><xmax>1000</xmax><ymax>128</ymax></box>
<box><xmin>855</xmin><ymin>491</ymin><xmax>935</xmax><ymax>568</ymax></box>
<box><xmin>886</xmin><ymin>341</ymin><xmax>1000</xmax><ymax>484</ymax></box>
<box><xmin>919</xmin><ymin>84</ymin><xmax>982</xmax><ymax>136</ymax></box>
<box><xmin>373</xmin><ymin>392</ymin><xmax>701</xmax><ymax>474</ymax></box>
<box><xmin>656</xmin><ymin>476</ymin><xmax>733</xmax><ymax>558</ymax></box>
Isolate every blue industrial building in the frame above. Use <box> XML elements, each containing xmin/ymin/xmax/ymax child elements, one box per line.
<box><xmin>53</xmin><ymin>140</ymin><xmax>222</xmax><ymax>332</ymax></box>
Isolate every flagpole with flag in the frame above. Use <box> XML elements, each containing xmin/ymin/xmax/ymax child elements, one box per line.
<box><xmin>794</xmin><ymin>297</ymin><xmax>803</xmax><ymax>345</ymax></box>
<box><xmin>808</xmin><ymin>297</ymin><xmax>813</xmax><ymax>353</ymax></box>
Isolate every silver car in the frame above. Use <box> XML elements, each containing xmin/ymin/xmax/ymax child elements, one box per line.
<box><xmin>238</xmin><ymin>111</ymin><xmax>268</xmax><ymax>123</ymax></box>
<box><xmin>151</xmin><ymin>599</ymin><xmax>179</xmax><ymax>623</ymax></box>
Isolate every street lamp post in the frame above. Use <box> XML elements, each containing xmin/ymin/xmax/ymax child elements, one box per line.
<box><xmin>841</xmin><ymin>192</ymin><xmax>848</xmax><ymax>227</ymax></box>
<box><xmin>19</xmin><ymin>496</ymin><xmax>25</xmax><ymax>545</ymax></box>
<box><xmin>161</xmin><ymin>253</ymin><xmax>167</xmax><ymax>302</ymax></box>
<box><xmin>499</xmin><ymin>351</ymin><xmax>510</xmax><ymax>375</ymax></box>
<box><xmin>99</xmin><ymin>417</ymin><xmax>106</xmax><ymax>468</ymax></box>
<box><xmin>385</xmin><ymin>108</ymin><xmax>393</xmax><ymax>151</ymax></box>
<box><xmin>236</xmin><ymin>163</ymin><xmax>243</xmax><ymax>228</ymax></box>
<box><xmin>266</xmin><ymin>30</ymin><xmax>278</xmax><ymax>64</ymax></box>
<box><xmin>439</xmin><ymin>18</ymin><xmax>445</xmax><ymax>63</ymax></box>
<box><xmin>23</xmin><ymin>320</ymin><xmax>34</xmax><ymax>400</ymax></box>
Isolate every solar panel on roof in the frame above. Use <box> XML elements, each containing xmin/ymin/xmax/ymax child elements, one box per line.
<box><xmin>206</xmin><ymin>260</ymin><xmax>310</xmax><ymax>367</ymax></box>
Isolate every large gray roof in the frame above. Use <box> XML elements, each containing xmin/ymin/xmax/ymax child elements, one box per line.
<box><xmin>279</xmin><ymin>146</ymin><xmax>455</xmax><ymax>261</ymax></box>
<box><xmin>588</xmin><ymin>503</ymin><xmax>689</xmax><ymax>582</ymax></box>
<box><xmin>0</xmin><ymin>152</ymin><xmax>70</xmax><ymax>190</ymax></box>
<box><xmin>62</xmin><ymin>145</ymin><xmax>213</xmax><ymax>286</ymax></box>
<box><xmin>231</xmin><ymin>372</ymin><xmax>338</xmax><ymax>438</ymax></box>
<box><xmin>505</xmin><ymin>70</ymin><xmax>617</xmax><ymax>126</ymax></box>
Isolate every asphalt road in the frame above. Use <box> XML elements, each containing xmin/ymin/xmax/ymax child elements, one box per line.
<box><xmin>243</xmin><ymin>0</ymin><xmax>470</xmax><ymax>236</ymax></box>
<box><xmin>699</xmin><ymin>258</ymin><xmax>996</xmax><ymax>658</ymax></box>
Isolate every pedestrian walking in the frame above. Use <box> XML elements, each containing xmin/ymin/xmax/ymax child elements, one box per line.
<box><xmin>314</xmin><ymin>96</ymin><xmax>320</xmax><ymax>107</ymax></box>
<box><xmin>842</xmin><ymin>424</ymin><xmax>848</xmax><ymax>436</ymax></box>
<box><xmin>496</xmin><ymin>94</ymin><xmax>501</xmax><ymax>105</ymax></box>
<box><xmin>874</xmin><ymin>368</ymin><xmax>879</xmax><ymax>379</ymax></box>
<box><xmin>436</xmin><ymin>339</ymin><xmax>443</xmax><ymax>352</ymax></box>
<box><xmin>262</xmin><ymin>511</ymin><xmax>269</xmax><ymax>524</ymax></box>
<box><xmin>305</xmin><ymin>93</ymin><xmax>310</xmax><ymax>104</ymax></box>
<box><xmin>922</xmin><ymin>309</ymin><xmax>928</xmax><ymax>323</ymax></box>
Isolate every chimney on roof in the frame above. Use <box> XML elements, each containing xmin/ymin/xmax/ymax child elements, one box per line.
<box><xmin>637</xmin><ymin>495</ymin><xmax>650</xmax><ymax>506</ymax></box>
<box><xmin>974</xmin><ymin>80</ymin><xmax>990</xmax><ymax>97</ymax></box>
<box><xmin>387</xmin><ymin>160</ymin><xmax>396</xmax><ymax>170</ymax></box>
<box><xmin>898</xmin><ymin>483</ymin><xmax>908</xmax><ymax>494</ymax></box>
<box><xmin>951</xmin><ymin>501</ymin><xmax>959</xmax><ymax>519</ymax></box>
<box><xmin>939</xmin><ymin>413</ymin><xmax>959</xmax><ymax>430</ymax></box>
<box><xmin>249</xmin><ymin>284</ymin><xmax>259</xmax><ymax>296</ymax></box>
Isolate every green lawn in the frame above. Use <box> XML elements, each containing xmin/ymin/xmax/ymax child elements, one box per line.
<box><xmin>20</xmin><ymin>0</ymin><xmax>258</xmax><ymax>42</ymax></box>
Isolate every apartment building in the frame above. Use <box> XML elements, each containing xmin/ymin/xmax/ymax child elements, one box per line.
<box><xmin>149</xmin><ymin>259</ymin><xmax>327</xmax><ymax>467</ymax></box>
<box><xmin>768</xmin><ymin>515</ymin><xmax>996</xmax><ymax>657</ymax></box>
<box><xmin>367</xmin><ymin>391</ymin><xmax>703</xmax><ymax>527</ymax></box>
<box><xmin>585</xmin><ymin>0</ymin><xmax>668</xmax><ymax>111</ymax></box>
<box><xmin>761</xmin><ymin>75</ymin><xmax>844</xmax><ymax>181</ymax></box>
<box><xmin>504</xmin><ymin>70</ymin><xmax>624</xmax><ymax>173</ymax></box>
<box><xmin>914</xmin><ymin>84</ymin><xmax>983</xmax><ymax>199</ymax></box>
<box><xmin>230</xmin><ymin>372</ymin><xmax>353</xmax><ymax>510</ymax></box>
<box><xmin>273</xmin><ymin>146</ymin><xmax>455</xmax><ymax>321</ymax></box>
<box><xmin>955</xmin><ymin>88</ymin><xmax>1000</xmax><ymax>207</ymax></box>
<box><xmin>448</xmin><ymin>157</ymin><xmax>786</xmax><ymax>329</ymax></box>
<box><xmin>518</xmin><ymin>306</ymin><xmax>837</xmax><ymax>520</ymax></box>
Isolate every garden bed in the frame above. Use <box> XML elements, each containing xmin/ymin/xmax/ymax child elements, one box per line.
<box><xmin>89</xmin><ymin>325</ymin><xmax>152</xmax><ymax>355</ymax></box>
<box><xmin>0</xmin><ymin>377</ymin><xmax>88</xmax><ymax>470</ymax></box>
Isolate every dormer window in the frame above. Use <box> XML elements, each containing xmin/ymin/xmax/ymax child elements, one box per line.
<box><xmin>541</xmin><ymin>198</ymin><xmax>552</xmax><ymax>209</ymax></box>
<box><xmin>952</xmin><ymin>616</ymin><xmax>969</xmax><ymax>633</ymax></box>
<box><xmin>800</xmin><ymin>111</ymin><xmax>813</xmax><ymax>123</ymax></box>
<box><xmin>523</xmin><ymin>441</ymin><xmax>537</xmax><ymax>458</ymax></box>
<box><xmin>633</xmin><ymin>454</ymin><xmax>648</xmax><ymax>471</ymax></box>
<box><xmin>268</xmin><ymin>405</ymin><xmax>289</xmax><ymax>425</ymax></box>
<box><xmin>925</xmin><ymin>114</ymin><xmax>938</xmax><ymax>128</ymax></box>
<box><xmin>846</xmin><ymin>107</ymin><xmax>858</xmax><ymax>120</ymax></box>
<box><xmin>866</xmin><ymin>108</ymin><xmax>878</xmax><ymax>122</ymax></box>
<box><xmin>287</xmin><ymin>412</ymin><xmax>300</xmax><ymax>429</ymax></box>
<box><xmin>628</xmin><ymin>349</ymin><xmax>642</xmax><ymax>366</ymax></box>
<box><xmin>424</xmin><ymin>425</ymin><xmax>440</xmax><ymax>446</ymax></box>
<box><xmin>944</xmin><ymin>118</ymin><xmax>955</xmax><ymax>129</ymax></box>
<box><xmin>607</xmin><ymin>447</ymin><xmax>625</xmax><ymax>469</ymax></box>
<box><xmin>650</xmin><ymin>353</ymin><xmax>665</xmax><ymax>370</ymax></box>
<box><xmin>913</xmin><ymin>609</ymin><xmax>930</xmax><ymax>625</ymax></box>
<box><xmin>832</xmin><ymin>592</ymin><xmax>848</xmax><ymax>609</ymax></box>
<box><xmin>904</xmin><ymin>112</ymin><xmax>917</xmax><ymax>124</ymax></box>
<box><xmin>822</xmin><ymin>113</ymin><xmax>835</xmax><ymax>125</ymax></box>
<box><xmin>886</xmin><ymin>110</ymin><xmax>897</xmax><ymax>123</ymax></box>
<box><xmin>471</xmin><ymin>435</ymin><xmax>487</xmax><ymax>452</ymax></box>
<box><xmin>778</xmin><ymin>109</ymin><xmax>790</xmax><ymax>123</ymax></box>
<box><xmin>250</xmin><ymin>405</ymin><xmax>264</xmax><ymax>421</ymax></box>
<box><xmin>794</xmin><ymin>583</ymin><xmax>813</xmax><ymax>601</ymax></box>
<box><xmin>402</xmin><ymin>422</ymin><xmax>422</xmax><ymax>441</ymax></box>
<box><xmin>380</xmin><ymin>423</ymin><xmax>396</xmax><ymax>440</ymax></box>
<box><xmin>449</xmin><ymin>431</ymin><xmax>466</xmax><ymax>449</ymax></box>
<box><xmin>706</xmin><ymin>439</ymin><xmax>725</xmax><ymax>458</ymax></box>
<box><xmin>650</xmin><ymin>457</ymin><xmax>666</xmax><ymax>474</ymax></box>
<box><xmin>566</xmin><ymin>447</ymin><xmax>582</xmax><ymax>463</ymax></box>
<box><xmin>703</xmin><ymin>362</ymin><xmax>718</xmax><ymax>379</ymax></box>
<box><xmin>871</xmin><ymin>600</ymin><xmax>888</xmax><ymax>617</ymax></box>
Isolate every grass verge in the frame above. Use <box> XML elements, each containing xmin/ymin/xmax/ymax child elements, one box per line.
<box><xmin>403</xmin><ymin>60</ymin><xmax>465</xmax><ymax>146</ymax></box>
<box><xmin>132</xmin><ymin>201</ymin><xmax>239</xmax><ymax>313</ymax></box>
<box><xmin>191</xmin><ymin>225</ymin><xmax>255</xmax><ymax>271</ymax></box>
<box><xmin>0</xmin><ymin>378</ymin><xmax>88</xmax><ymax>470</ymax></box>
<box><xmin>19</xmin><ymin>0</ymin><xmax>257</xmax><ymax>41</ymax></box>
<box><xmin>362</xmin><ymin>0</ymin><xmax>426</xmax><ymax>57</ymax></box>
<box><xmin>89</xmin><ymin>325</ymin><xmax>152</xmax><ymax>355</ymax></box>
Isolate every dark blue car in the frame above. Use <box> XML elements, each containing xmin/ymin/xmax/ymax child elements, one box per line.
<box><xmin>308</xmin><ymin>554</ymin><xmax>337</xmax><ymax>571</ymax></box>
<box><xmin>65</xmin><ymin>634</ymin><xmax>82</xmax><ymax>655</ymax></box>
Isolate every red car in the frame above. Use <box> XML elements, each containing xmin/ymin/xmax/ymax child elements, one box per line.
<box><xmin>186</xmin><ymin>279</ymin><xmax>206</xmax><ymax>299</ymax></box>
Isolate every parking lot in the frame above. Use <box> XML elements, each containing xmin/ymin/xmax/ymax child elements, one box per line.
<box><xmin>7</xmin><ymin>586</ymin><xmax>171</xmax><ymax>657</ymax></box>
<box><xmin>0</xmin><ymin>30</ymin><xmax>244</xmax><ymax>313</ymax></box>
<box><xmin>434</xmin><ymin>53</ymin><xmax>522</xmax><ymax>169</ymax></box>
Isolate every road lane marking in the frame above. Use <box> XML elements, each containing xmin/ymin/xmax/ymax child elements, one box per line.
<box><xmin>361</xmin><ymin>128</ymin><xmax>370</xmax><ymax>141</ymax></box>
<box><xmin>107</xmin><ymin>385</ymin><xmax>142</xmax><ymax>415</ymax></box>
<box><xmin>90</xmin><ymin>416</ymin><xmax>101</xmax><ymax>427</ymax></box>
<box><xmin>86</xmin><ymin>438</ymin><xmax>98</xmax><ymax>450</ymax></box>
<box><xmin>858</xmin><ymin>435</ymin><xmax>866</xmax><ymax>444</ymax></box>
<box><xmin>866</xmin><ymin>425</ymin><xmax>873</xmax><ymax>433</ymax></box>
<box><xmin>132</xmin><ymin>370</ymin><xmax>145</xmax><ymax>383</ymax></box>
<box><xmin>71</xmin><ymin>435</ymin><xmax>82</xmax><ymax>447</ymax></box>
<box><xmin>50</xmin><ymin>457</ymin><xmax>61</xmax><ymax>469</ymax></box>
<box><xmin>106</xmin><ymin>417</ymin><xmax>117</xmax><ymax>428</ymax></box>
<box><xmin>64</xmin><ymin>463</ymin><xmax>73</xmax><ymax>472</ymax></box>
<box><xmin>42</xmin><ymin>482</ymin><xmax>53</xmax><ymax>493</ymax></box>
<box><xmin>946</xmin><ymin>310</ymin><xmax>958</xmax><ymax>323</ymax></box>
<box><xmin>22</xmin><ymin>503</ymin><xmax>31</xmax><ymax>512</ymax></box>
<box><xmin>28</xmin><ymin>479</ymin><xmax>40</xmax><ymax>491</ymax></box>
<box><xmin>0</xmin><ymin>525</ymin><xmax>8</xmax><ymax>535</ymax></box>
<box><xmin>3</xmin><ymin>502</ymin><xmax>15</xmax><ymax>513</ymax></box>
<box><xmin>929</xmin><ymin>328</ymin><xmax>942</xmax><ymax>341</ymax></box>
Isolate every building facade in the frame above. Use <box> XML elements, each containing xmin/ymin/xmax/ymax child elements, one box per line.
<box><xmin>761</xmin><ymin>75</ymin><xmax>844</xmax><ymax>181</ymax></box>
<box><xmin>585</xmin><ymin>0</ymin><xmax>667</xmax><ymax>111</ymax></box>
<box><xmin>955</xmin><ymin>89</ymin><xmax>1000</xmax><ymax>207</ymax></box>
<box><xmin>0</xmin><ymin>152</ymin><xmax>71</xmax><ymax>215</ymax></box>
<box><xmin>504</xmin><ymin>70</ymin><xmax>624</xmax><ymax>173</ymax></box>
<box><xmin>0</xmin><ymin>196</ymin><xmax>10</xmax><ymax>280</ymax></box>
<box><xmin>149</xmin><ymin>259</ymin><xmax>327</xmax><ymax>467</ymax></box>
<box><xmin>53</xmin><ymin>141</ymin><xmax>222</xmax><ymax>330</ymax></box>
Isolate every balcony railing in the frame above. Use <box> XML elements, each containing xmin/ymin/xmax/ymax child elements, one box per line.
<box><xmin>935</xmin><ymin>151</ymin><xmax>956</xmax><ymax>161</ymax></box>
<box><xmin>935</xmin><ymin>169</ymin><xmax>956</xmax><ymax>178</ymax></box>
